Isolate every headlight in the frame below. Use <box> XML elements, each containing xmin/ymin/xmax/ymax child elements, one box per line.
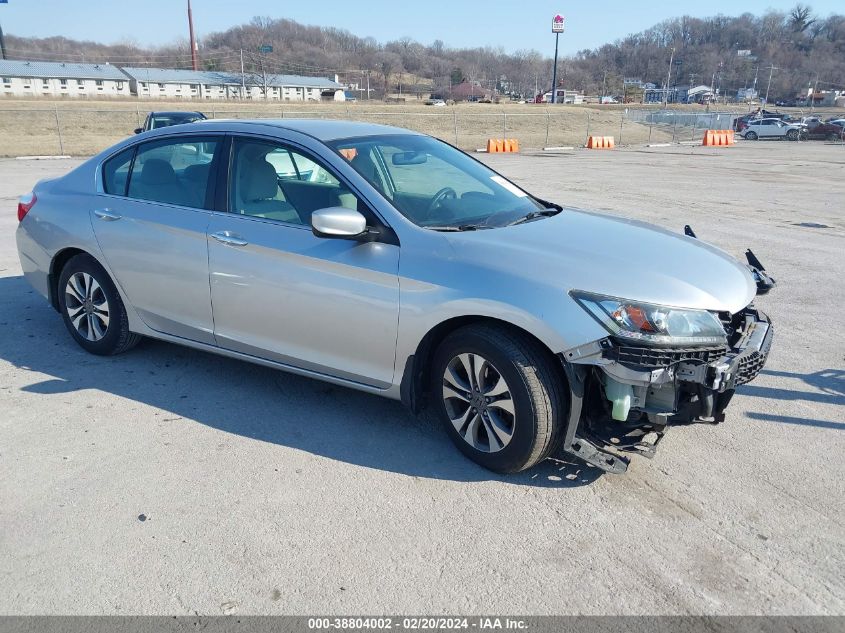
<box><xmin>571</xmin><ymin>291</ymin><xmax>727</xmax><ymax>346</ymax></box>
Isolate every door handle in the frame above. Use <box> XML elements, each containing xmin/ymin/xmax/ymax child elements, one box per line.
<box><xmin>211</xmin><ymin>231</ymin><xmax>249</xmax><ymax>247</ymax></box>
<box><xmin>94</xmin><ymin>208</ymin><xmax>122</xmax><ymax>221</ymax></box>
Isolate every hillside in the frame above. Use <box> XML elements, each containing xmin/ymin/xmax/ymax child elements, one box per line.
<box><xmin>4</xmin><ymin>5</ymin><xmax>844</xmax><ymax>100</ymax></box>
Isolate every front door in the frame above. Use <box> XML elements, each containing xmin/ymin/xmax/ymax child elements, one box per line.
<box><xmin>207</xmin><ymin>136</ymin><xmax>400</xmax><ymax>387</ymax></box>
<box><xmin>92</xmin><ymin>135</ymin><xmax>222</xmax><ymax>344</ymax></box>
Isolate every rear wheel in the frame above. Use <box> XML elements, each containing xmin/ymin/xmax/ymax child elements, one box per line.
<box><xmin>745</xmin><ymin>131</ymin><xmax>758</xmax><ymax>140</ymax></box>
<box><xmin>431</xmin><ymin>324</ymin><xmax>566</xmax><ymax>473</ymax></box>
<box><xmin>57</xmin><ymin>254</ymin><xmax>141</xmax><ymax>355</ymax></box>
<box><xmin>828</xmin><ymin>133</ymin><xmax>842</xmax><ymax>142</ymax></box>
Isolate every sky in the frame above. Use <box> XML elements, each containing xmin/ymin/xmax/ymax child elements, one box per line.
<box><xmin>1</xmin><ymin>0</ymin><xmax>843</xmax><ymax>59</ymax></box>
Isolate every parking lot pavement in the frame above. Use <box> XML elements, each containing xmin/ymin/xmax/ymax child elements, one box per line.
<box><xmin>1</xmin><ymin>143</ymin><xmax>843</xmax><ymax>616</ymax></box>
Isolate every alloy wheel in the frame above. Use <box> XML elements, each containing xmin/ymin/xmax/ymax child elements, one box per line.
<box><xmin>442</xmin><ymin>352</ymin><xmax>516</xmax><ymax>453</ymax></box>
<box><xmin>64</xmin><ymin>272</ymin><xmax>110</xmax><ymax>342</ymax></box>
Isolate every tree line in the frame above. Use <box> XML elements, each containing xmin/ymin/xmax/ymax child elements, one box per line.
<box><xmin>6</xmin><ymin>5</ymin><xmax>844</xmax><ymax>101</ymax></box>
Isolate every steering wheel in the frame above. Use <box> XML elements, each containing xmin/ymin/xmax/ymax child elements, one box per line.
<box><xmin>426</xmin><ymin>187</ymin><xmax>458</xmax><ymax>218</ymax></box>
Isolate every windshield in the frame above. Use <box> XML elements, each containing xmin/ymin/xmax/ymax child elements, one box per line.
<box><xmin>329</xmin><ymin>134</ymin><xmax>547</xmax><ymax>229</ymax></box>
<box><xmin>151</xmin><ymin>114</ymin><xmax>204</xmax><ymax>129</ymax></box>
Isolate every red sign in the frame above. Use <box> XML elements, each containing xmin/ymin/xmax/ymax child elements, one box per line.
<box><xmin>553</xmin><ymin>15</ymin><xmax>565</xmax><ymax>33</ymax></box>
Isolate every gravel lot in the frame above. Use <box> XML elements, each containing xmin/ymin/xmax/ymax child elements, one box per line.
<box><xmin>1</xmin><ymin>141</ymin><xmax>843</xmax><ymax>616</ymax></box>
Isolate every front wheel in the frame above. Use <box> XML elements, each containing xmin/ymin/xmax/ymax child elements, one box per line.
<box><xmin>786</xmin><ymin>129</ymin><xmax>799</xmax><ymax>141</ymax></box>
<box><xmin>431</xmin><ymin>324</ymin><xmax>566</xmax><ymax>473</ymax></box>
<box><xmin>745</xmin><ymin>131</ymin><xmax>758</xmax><ymax>140</ymax></box>
<box><xmin>57</xmin><ymin>254</ymin><xmax>142</xmax><ymax>355</ymax></box>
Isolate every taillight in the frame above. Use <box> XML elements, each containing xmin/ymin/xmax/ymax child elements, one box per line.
<box><xmin>17</xmin><ymin>192</ymin><xmax>36</xmax><ymax>223</ymax></box>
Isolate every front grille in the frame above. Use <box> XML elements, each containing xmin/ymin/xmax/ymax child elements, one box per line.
<box><xmin>604</xmin><ymin>344</ymin><xmax>728</xmax><ymax>370</ymax></box>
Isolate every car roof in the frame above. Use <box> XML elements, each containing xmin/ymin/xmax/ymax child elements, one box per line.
<box><xmin>171</xmin><ymin>118</ymin><xmax>423</xmax><ymax>142</ymax></box>
<box><xmin>151</xmin><ymin>111</ymin><xmax>206</xmax><ymax>118</ymax></box>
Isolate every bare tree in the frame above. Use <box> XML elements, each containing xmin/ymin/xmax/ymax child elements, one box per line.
<box><xmin>243</xmin><ymin>51</ymin><xmax>270</xmax><ymax>99</ymax></box>
<box><xmin>789</xmin><ymin>4</ymin><xmax>817</xmax><ymax>32</ymax></box>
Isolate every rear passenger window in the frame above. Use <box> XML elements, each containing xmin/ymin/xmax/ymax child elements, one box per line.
<box><xmin>102</xmin><ymin>147</ymin><xmax>135</xmax><ymax>196</ymax></box>
<box><xmin>127</xmin><ymin>137</ymin><xmax>219</xmax><ymax>209</ymax></box>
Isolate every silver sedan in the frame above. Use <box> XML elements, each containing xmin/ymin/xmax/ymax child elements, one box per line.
<box><xmin>16</xmin><ymin>119</ymin><xmax>773</xmax><ymax>474</ymax></box>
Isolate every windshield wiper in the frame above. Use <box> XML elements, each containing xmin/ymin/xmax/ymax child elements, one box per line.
<box><xmin>425</xmin><ymin>224</ymin><xmax>491</xmax><ymax>232</ymax></box>
<box><xmin>507</xmin><ymin>208</ymin><xmax>562</xmax><ymax>226</ymax></box>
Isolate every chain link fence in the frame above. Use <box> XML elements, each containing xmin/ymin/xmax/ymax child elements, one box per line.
<box><xmin>623</xmin><ymin>109</ymin><xmax>742</xmax><ymax>144</ymax></box>
<box><xmin>2</xmin><ymin>104</ymin><xmax>840</xmax><ymax>157</ymax></box>
<box><xmin>0</xmin><ymin>105</ymin><xmax>687</xmax><ymax>157</ymax></box>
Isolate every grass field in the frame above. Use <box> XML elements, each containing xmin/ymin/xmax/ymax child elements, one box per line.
<box><xmin>0</xmin><ymin>99</ymin><xmax>745</xmax><ymax>157</ymax></box>
<box><xmin>1</xmin><ymin>98</ymin><xmax>838</xmax><ymax>158</ymax></box>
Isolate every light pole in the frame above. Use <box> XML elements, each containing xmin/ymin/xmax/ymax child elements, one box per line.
<box><xmin>663</xmin><ymin>47</ymin><xmax>675</xmax><ymax>107</ymax></box>
<box><xmin>764</xmin><ymin>64</ymin><xmax>777</xmax><ymax>106</ymax></box>
<box><xmin>551</xmin><ymin>14</ymin><xmax>564</xmax><ymax>103</ymax></box>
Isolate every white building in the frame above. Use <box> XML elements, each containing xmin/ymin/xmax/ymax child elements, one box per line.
<box><xmin>0</xmin><ymin>60</ymin><xmax>345</xmax><ymax>101</ymax></box>
<box><xmin>0</xmin><ymin>60</ymin><xmax>131</xmax><ymax>98</ymax></box>
<box><xmin>119</xmin><ymin>67</ymin><xmax>342</xmax><ymax>101</ymax></box>
<box><xmin>119</xmin><ymin>67</ymin><xmax>241</xmax><ymax>100</ymax></box>
<box><xmin>542</xmin><ymin>89</ymin><xmax>584</xmax><ymax>104</ymax></box>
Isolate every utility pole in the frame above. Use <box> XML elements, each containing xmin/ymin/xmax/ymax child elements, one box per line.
<box><xmin>764</xmin><ymin>64</ymin><xmax>777</xmax><ymax>106</ymax></box>
<box><xmin>664</xmin><ymin>47</ymin><xmax>675</xmax><ymax>107</ymax></box>
<box><xmin>601</xmin><ymin>70</ymin><xmax>608</xmax><ymax>103</ymax></box>
<box><xmin>0</xmin><ymin>0</ymin><xmax>6</xmax><ymax>61</ymax></box>
<box><xmin>187</xmin><ymin>0</ymin><xmax>198</xmax><ymax>71</ymax></box>
<box><xmin>240</xmin><ymin>49</ymin><xmax>246</xmax><ymax>99</ymax></box>
<box><xmin>810</xmin><ymin>74</ymin><xmax>819</xmax><ymax>113</ymax></box>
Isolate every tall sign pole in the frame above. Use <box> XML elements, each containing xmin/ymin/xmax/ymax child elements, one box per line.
<box><xmin>551</xmin><ymin>14</ymin><xmax>564</xmax><ymax>104</ymax></box>
<box><xmin>188</xmin><ymin>0</ymin><xmax>198</xmax><ymax>71</ymax></box>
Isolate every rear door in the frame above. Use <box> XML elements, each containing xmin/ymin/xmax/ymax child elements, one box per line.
<box><xmin>93</xmin><ymin>135</ymin><xmax>223</xmax><ymax>344</ymax></box>
<box><xmin>206</xmin><ymin>135</ymin><xmax>400</xmax><ymax>387</ymax></box>
<box><xmin>763</xmin><ymin>120</ymin><xmax>781</xmax><ymax>137</ymax></box>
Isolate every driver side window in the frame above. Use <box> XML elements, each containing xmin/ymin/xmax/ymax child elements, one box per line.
<box><xmin>229</xmin><ymin>138</ymin><xmax>359</xmax><ymax>226</ymax></box>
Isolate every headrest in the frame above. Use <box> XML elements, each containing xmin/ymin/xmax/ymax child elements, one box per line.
<box><xmin>141</xmin><ymin>159</ymin><xmax>178</xmax><ymax>185</ymax></box>
<box><xmin>184</xmin><ymin>163</ymin><xmax>211</xmax><ymax>182</ymax></box>
<box><xmin>241</xmin><ymin>160</ymin><xmax>278</xmax><ymax>201</ymax></box>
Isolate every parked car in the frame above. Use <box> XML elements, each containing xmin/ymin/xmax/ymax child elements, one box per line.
<box><xmin>134</xmin><ymin>111</ymin><xmax>207</xmax><ymax>134</ymax></box>
<box><xmin>740</xmin><ymin>118</ymin><xmax>805</xmax><ymax>141</ymax></box>
<box><xmin>15</xmin><ymin>120</ymin><xmax>774</xmax><ymax>475</ymax></box>
<box><xmin>425</xmin><ymin>99</ymin><xmax>447</xmax><ymax>107</ymax></box>
<box><xmin>802</xmin><ymin>118</ymin><xmax>845</xmax><ymax>141</ymax></box>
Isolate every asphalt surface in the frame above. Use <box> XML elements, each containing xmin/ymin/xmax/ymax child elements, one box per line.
<box><xmin>1</xmin><ymin>141</ymin><xmax>843</xmax><ymax>615</ymax></box>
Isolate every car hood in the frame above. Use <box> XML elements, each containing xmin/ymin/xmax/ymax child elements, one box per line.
<box><xmin>447</xmin><ymin>209</ymin><xmax>757</xmax><ymax>314</ymax></box>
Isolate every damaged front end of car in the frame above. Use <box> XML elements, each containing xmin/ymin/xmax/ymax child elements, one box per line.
<box><xmin>559</xmin><ymin>278</ymin><xmax>774</xmax><ymax>475</ymax></box>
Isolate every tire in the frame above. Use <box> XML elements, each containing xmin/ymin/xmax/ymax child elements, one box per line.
<box><xmin>745</xmin><ymin>131</ymin><xmax>758</xmax><ymax>140</ymax></box>
<box><xmin>786</xmin><ymin>129</ymin><xmax>799</xmax><ymax>141</ymax></box>
<box><xmin>57</xmin><ymin>254</ymin><xmax>142</xmax><ymax>356</ymax></box>
<box><xmin>431</xmin><ymin>324</ymin><xmax>566</xmax><ymax>474</ymax></box>
<box><xmin>828</xmin><ymin>133</ymin><xmax>841</xmax><ymax>142</ymax></box>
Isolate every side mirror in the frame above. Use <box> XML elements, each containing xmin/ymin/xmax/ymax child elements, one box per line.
<box><xmin>311</xmin><ymin>207</ymin><xmax>368</xmax><ymax>240</ymax></box>
<box><xmin>134</xmin><ymin>128</ymin><xmax>143</xmax><ymax>135</ymax></box>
